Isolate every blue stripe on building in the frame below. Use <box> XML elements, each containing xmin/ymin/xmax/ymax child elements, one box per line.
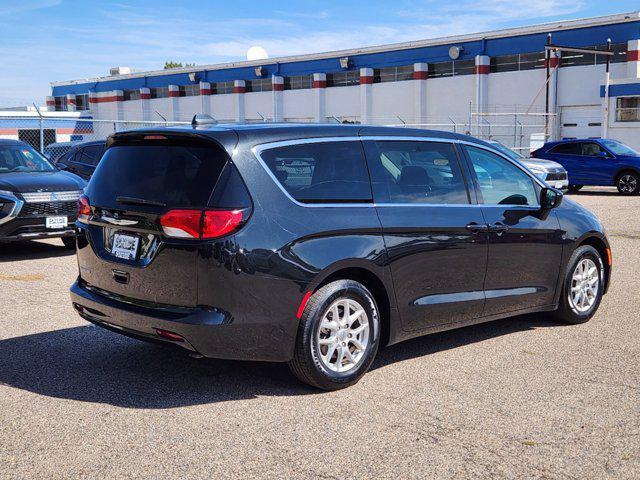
<box><xmin>52</xmin><ymin>20</ymin><xmax>640</xmax><ymax>96</ymax></box>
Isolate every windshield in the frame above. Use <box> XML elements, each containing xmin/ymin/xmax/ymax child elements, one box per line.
<box><xmin>489</xmin><ymin>142</ymin><xmax>524</xmax><ymax>161</ymax></box>
<box><xmin>600</xmin><ymin>140</ymin><xmax>640</xmax><ymax>157</ymax></box>
<box><xmin>0</xmin><ymin>144</ymin><xmax>56</xmax><ymax>173</ymax></box>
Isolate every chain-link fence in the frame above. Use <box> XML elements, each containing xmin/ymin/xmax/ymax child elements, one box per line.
<box><xmin>1</xmin><ymin>104</ymin><xmax>556</xmax><ymax>160</ymax></box>
<box><xmin>0</xmin><ymin>115</ymin><xmax>189</xmax><ymax>161</ymax></box>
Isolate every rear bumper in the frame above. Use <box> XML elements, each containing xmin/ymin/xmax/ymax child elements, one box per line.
<box><xmin>70</xmin><ymin>279</ymin><xmax>294</xmax><ymax>362</ymax></box>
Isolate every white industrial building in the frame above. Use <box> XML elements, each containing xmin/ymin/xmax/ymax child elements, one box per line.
<box><xmin>46</xmin><ymin>11</ymin><xmax>640</xmax><ymax>150</ymax></box>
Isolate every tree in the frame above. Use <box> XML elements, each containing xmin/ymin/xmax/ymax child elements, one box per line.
<box><xmin>164</xmin><ymin>61</ymin><xmax>196</xmax><ymax>69</ymax></box>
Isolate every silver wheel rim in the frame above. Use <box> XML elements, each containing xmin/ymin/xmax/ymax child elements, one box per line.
<box><xmin>316</xmin><ymin>298</ymin><xmax>370</xmax><ymax>373</ymax></box>
<box><xmin>568</xmin><ymin>258</ymin><xmax>599</xmax><ymax>314</ymax></box>
<box><xmin>619</xmin><ymin>174</ymin><xmax>637</xmax><ymax>193</ymax></box>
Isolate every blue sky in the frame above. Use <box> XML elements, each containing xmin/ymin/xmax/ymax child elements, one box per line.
<box><xmin>0</xmin><ymin>0</ymin><xmax>638</xmax><ymax>107</ymax></box>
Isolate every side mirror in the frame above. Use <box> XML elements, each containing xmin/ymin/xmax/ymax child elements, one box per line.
<box><xmin>540</xmin><ymin>187</ymin><xmax>563</xmax><ymax>211</ymax></box>
<box><xmin>598</xmin><ymin>151</ymin><xmax>608</xmax><ymax>159</ymax></box>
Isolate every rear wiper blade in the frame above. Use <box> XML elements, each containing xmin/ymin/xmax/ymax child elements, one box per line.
<box><xmin>116</xmin><ymin>196</ymin><xmax>167</xmax><ymax>207</ymax></box>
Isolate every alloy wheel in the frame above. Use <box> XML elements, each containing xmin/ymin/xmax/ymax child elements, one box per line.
<box><xmin>316</xmin><ymin>298</ymin><xmax>370</xmax><ymax>373</ymax></box>
<box><xmin>618</xmin><ymin>174</ymin><xmax>638</xmax><ymax>194</ymax></box>
<box><xmin>568</xmin><ymin>258</ymin><xmax>600</xmax><ymax>314</ymax></box>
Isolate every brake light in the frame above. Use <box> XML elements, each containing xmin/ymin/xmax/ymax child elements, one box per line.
<box><xmin>77</xmin><ymin>195</ymin><xmax>91</xmax><ymax>223</ymax></box>
<box><xmin>202</xmin><ymin>210</ymin><xmax>243</xmax><ymax>239</ymax></box>
<box><xmin>159</xmin><ymin>209</ymin><xmax>244</xmax><ymax>239</ymax></box>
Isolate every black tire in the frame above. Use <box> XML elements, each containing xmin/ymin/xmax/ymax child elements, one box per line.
<box><xmin>553</xmin><ymin>245</ymin><xmax>604</xmax><ymax>324</ymax></box>
<box><xmin>616</xmin><ymin>171</ymin><xmax>640</xmax><ymax>195</ymax></box>
<box><xmin>288</xmin><ymin>280</ymin><xmax>380</xmax><ymax>390</ymax></box>
<box><xmin>567</xmin><ymin>185</ymin><xmax>583</xmax><ymax>194</ymax></box>
<box><xmin>61</xmin><ymin>236</ymin><xmax>76</xmax><ymax>250</ymax></box>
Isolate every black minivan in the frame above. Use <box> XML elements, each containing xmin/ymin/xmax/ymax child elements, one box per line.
<box><xmin>70</xmin><ymin>124</ymin><xmax>611</xmax><ymax>390</ymax></box>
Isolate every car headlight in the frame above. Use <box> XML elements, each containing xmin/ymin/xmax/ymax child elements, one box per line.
<box><xmin>0</xmin><ymin>190</ymin><xmax>17</xmax><ymax>200</ymax></box>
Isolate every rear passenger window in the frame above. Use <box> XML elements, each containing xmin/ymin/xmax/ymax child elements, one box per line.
<box><xmin>549</xmin><ymin>143</ymin><xmax>581</xmax><ymax>155</ymax></box>
<box><xmin>260</xmin><ymin>141</ymin><xmax>372</xmax><ymax>203</ymax></box>
<box><xmin>367</xmin><ymin>141</ymin><xmax>469</xmax><ymax>204</ymax></box>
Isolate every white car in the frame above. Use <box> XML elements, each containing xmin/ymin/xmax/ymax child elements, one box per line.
<box><xmin>487</xmin><ymin>141</ymin><xmax>569</xmax><ymax>190</ymax></box>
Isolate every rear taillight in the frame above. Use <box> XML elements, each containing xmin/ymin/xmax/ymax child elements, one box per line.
<box><xmin>77</xmin><ymin>195</ymin><xmax>91</xmax><ymax>223</ymax></box>
<box><xmin>159</xmin><ymin>209</ymin><xmax>244</xmax><ymax>240</ymax></box>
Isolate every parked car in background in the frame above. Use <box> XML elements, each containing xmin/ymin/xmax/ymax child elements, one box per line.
<box><xmin>53</xmin><ymin>140</ymin><xmax>106</xmax><ymax>180</ymax></box>
<box><xmin>43</xmin><ymin>141</ymin><xmax>76</xmax><ymax>162</ymax></box>
<box><xmin>487</xmin><ymin>140</ymin><xmax>569</xmax><ymax>190</ymax></box>
<box><xmin>70</xmin><ymin>123</ymin><xmax>610</xmax><ymax>390</ymax></box>
<box><xmin>0</xmin><ymin>139</ymin><xmax>85</xmax><ymax>248</ymax></box>
<box><xmin>532</xmin><ymin>139</ymin><xmax>640</xmax><ymax>195</ymax></box>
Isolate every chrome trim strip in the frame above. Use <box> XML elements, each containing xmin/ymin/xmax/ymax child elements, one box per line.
<box><xmin>100</xmin><ymin>216</ymin><xmax>139</xmax><ymax>226</ymax></box>
<box><xmin>251</xmin><ymin>135</ymin><xmax>546</xmax><ymax>208</ymax></box>
<box><xmin>21</xmin><ymin>190</ymin><xmax>83</xmax><ymax>203</ymax></box>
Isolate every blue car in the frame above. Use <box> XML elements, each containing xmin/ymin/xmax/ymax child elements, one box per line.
<box><xmin>532</xmin><ymin>139</ymin><xmax>640</xmax><ymax>195</ymax></box>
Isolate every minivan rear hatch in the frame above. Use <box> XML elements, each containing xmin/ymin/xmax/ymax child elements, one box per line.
<box><xmin>77</xmin><ymin>131</ymin><xmax>242</xmax><ymax>307</ymax></box>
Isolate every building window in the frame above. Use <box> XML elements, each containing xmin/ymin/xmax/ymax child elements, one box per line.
<box><xmin>123</xmin><ymin>89</ymin><xmax>141</xmax><ymax>101</ymax></box>
<box><xmin>150</xmin><ymin>87</ymin><xmax>168</xmax><ymax>99</ymax></box>
<box><xmin>326</xmin><ymin>71</ymin><xmax>360</xmax><ymax>87</ymax></box>
<box><xmin>373</xmin><ymin>65</ymin><xmax>414</xmax><ymax>83</ymax></box>
<box><xmin>616</xmin><ymin>97</ymin><xmax>640</xmax><ymax>122</ymax></box>
<box><xmin>429</xmin><ymin>61</ymin><xmax>454</xmax><ymax>78</ymax></box>
<box><xmin>212</xmin><ymin>81</ymin><xmax>234</xmax><ymax>94</ymax></box>
<box><xmin>179</xmin><ymin>84</ymin><xmax>200</xmax><ymax>96</ymax></box>
<box><xmin>453</xmin><ymin>59</ymin><xmax>475</xmax><ymax>75</ymax></box>
<box><xmin>283</xmin><ymin>75</ymin><xmax>312</xmax><ymax>90</ymax></box>
<box><xmin>54</xmin><ymin>96</ymin><xmax>66</xmax><ymax>111</ymax></box>
<box><xmin>517</xmin><ymin>52</ymin><xmax>546</xmax><ymax>71</ymax></box>
<box><xmin>75</xmin><ymin>94</ymin><xmax>89</xmax><ymax>110</ymax></box>
<box><xmin>246</xmin><ymin>78</ymin><xmax>273</xmax><ymax>92</ymax></box>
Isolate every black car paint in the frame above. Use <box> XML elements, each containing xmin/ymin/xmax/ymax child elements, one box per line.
<box><xmin>70</xmin><ymin>125</ymin><xmax>610</xmax><ymax>362</ymax></box>
<box><xmin>0</xmin><ymin>140</ymin><xmax>85</xmax><ymax>242</ymax></box>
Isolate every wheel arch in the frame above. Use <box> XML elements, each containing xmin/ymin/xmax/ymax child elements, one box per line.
<box><xmin>614</xmin><ymin>167</ymin><xmax>640</xmax><ymax>184</ymax></box>
<box><xmin>577</xmin><ymin>234</ymin><xmax>611</xmax><ymax>293</ymax></box>
<box><xmin>311</xmin><ymin>264</ymin><xmax>394</xmax><ymax>347</ymax></box>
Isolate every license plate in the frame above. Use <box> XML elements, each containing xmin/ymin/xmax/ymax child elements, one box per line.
<box><xmin>46</xmin><ymin>216</ymin><xmax>68</xmax><ymax>229</ymax></box>
<box><xmin>111</xmin><ymin>233</ymin><xmax>140</xmax><ymax>260</ymax></box>
<box><xmin>555</xmin><ymin>182</ymin><xmax>564</xmax><ymax>189</ymax></box>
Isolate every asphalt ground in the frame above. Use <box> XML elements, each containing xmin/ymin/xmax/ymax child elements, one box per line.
<box><xmin>0</xmin><ymin>186</ymin><xmax>638</xmax><ymax>479</ymax></box>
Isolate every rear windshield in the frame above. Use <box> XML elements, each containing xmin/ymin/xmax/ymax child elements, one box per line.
<box><xmin>86</xmin><ymin>138</ymin><xmax>227</xmax><ymax>208</ymax></box>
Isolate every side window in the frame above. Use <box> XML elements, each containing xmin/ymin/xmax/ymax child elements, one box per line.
<box><xmin>79</xmin><ymin>145</ymin><xmax>102</xmax><ymax>166</ymax></box>
<box><xmin>549</xmin><ymin>143</ymin><xmax>581</xmax><ymax>155</ymax></box>
<box><xmin>581</xmin><ymin>142</ymin><xmax>610</xmax><ymax>157</ymax></box>
<box><xmin>465</xmin><ymin>146</ymin><xmax>538</xmax><ymax>206</ymax></box>
<box><xmin>260</xmin><ymin>141</ymin><xmax>372</xmax><ymax>203</ymax></box>
<box><xmin>367</xmin><ymin>140</ymin><xmax>469</xmax><ymax>204</ymax></box>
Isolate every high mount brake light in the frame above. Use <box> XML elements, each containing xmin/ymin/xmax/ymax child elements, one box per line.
<box><xmin>77</xmin><ymin>195</ymin><xmax>91</xmax><ymax>222</ymax></box>
<box><xmin>160</xmin><ymin>209</ymin><xmax>243</xmax><ymax>239</ymax></box>
<box><xmin>143</xmin><ymin>135</ymin><xmax>168</xmax><ymax>140</ymax></box>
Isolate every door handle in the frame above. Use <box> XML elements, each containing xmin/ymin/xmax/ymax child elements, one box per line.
<box><xmin>465</xmin><ymin>222</ymin><xmax>489</xmax><ymax>234</ymax></box>
<box><xmin>489</xmin><ymin>222</ymin><xmax>509</xmax><ymax>235</ymax></box>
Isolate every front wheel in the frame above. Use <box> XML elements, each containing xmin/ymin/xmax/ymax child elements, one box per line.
<box><xmin>567</xmin><ymin>185</ymin><xmax>583</xmax><ymax>194</ymax></box>
<box><xmin>553</xmin><ymin>245</ymin><xmax>604</xmax><ymax>324</ymax></box>
<box><xmin>616</xmin><ymin>171</ymin><xmax>640</xmax><ymax>195</ymax></box>
<box><xmin>288</xmin><ymin>280</ymin><xmax>380</xmax><ymax>390</ymax></box>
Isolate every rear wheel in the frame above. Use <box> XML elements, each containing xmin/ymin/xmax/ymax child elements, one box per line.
<box><xmin>61</xmin><ymin>236</ymin><xmax>76</xmax><ymax>250</ymax></box>
<box><xmin>553</xmin><ymin>245</ymin><xmax>604</xmax><ymax>324</ymax></box>
<box><xmin>616</xmin><ymin>171</ymin><xmax>640</xmax><ymax>195</ymax></box>
<box><xmin>567</xmin><ymin>185</ymin><xmax>583</xmax><ymax>193</ymax></box>
<box><xmin>288</xmin><ymin>280</ymin><xmax>380</xmax><ymax>390</ymax></box>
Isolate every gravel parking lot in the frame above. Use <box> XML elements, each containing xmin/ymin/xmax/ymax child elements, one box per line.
<box><xmin>1</xmin><ymin>187</ymin><xmax>638</xmax><ymax>479</ymax></box>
